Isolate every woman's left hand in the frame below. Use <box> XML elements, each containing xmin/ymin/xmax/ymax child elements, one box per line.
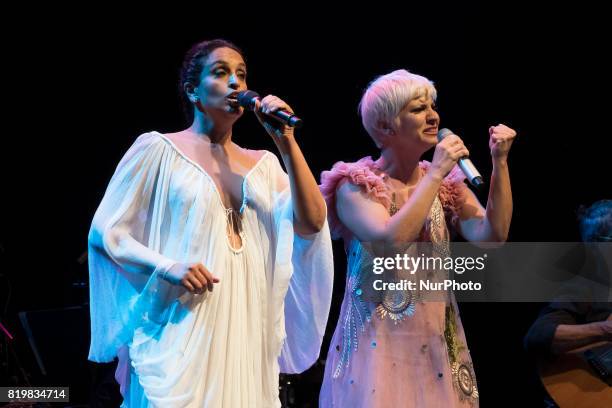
<box><xmin>254</xmin><ymin>95</ymin><xmax>295</xmax><ymax>140</ymax></box>
<box><xmin>489</xmin><ymin>124</ymin><xmax>517</xmax><ymax>161</ymax></box>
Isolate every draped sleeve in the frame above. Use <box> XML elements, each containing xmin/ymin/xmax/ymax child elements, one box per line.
<box><xmin>266</xmin><ymin>154</ymin><xmax>334</xmax><ymax>373</ymax></box>
<box><xmin>87</xmin><ymin>132</ymin><xmax>182</xmax><ymax>362</ymax></box>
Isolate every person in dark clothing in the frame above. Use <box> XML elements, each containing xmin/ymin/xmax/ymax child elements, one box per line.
<box><xmin>525</xmin><ymin>200</ymin><xmax>612</xmax><ymax>356</ymax></box>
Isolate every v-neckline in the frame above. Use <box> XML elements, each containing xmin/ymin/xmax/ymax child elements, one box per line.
<box><xmin>153</xmin><ymin>131</ymin><xmax>269</xmax><ymax>214</ymax></box>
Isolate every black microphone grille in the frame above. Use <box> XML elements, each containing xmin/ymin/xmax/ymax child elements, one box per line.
<box><xmin>237</xmin><ymin>90</ymin><xmax>260</xmax><ymax>108</ymax></box>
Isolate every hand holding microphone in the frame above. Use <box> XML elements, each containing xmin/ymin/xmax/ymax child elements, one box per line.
<box><xmin>436</xmin><ymin>128</ymin><xmax>485</xmax><ymax>188</ymax></box>
<box><xmin>236</xmin><ymin>90</ymin><xmax>303</xmax><ymax>136</ymax></box>
<box><xmin>435</xmin><ymin>125</ymin><xmax>516</xmax><ymax>188</ymax></box>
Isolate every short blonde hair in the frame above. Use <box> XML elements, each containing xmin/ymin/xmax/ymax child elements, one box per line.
<box><xmin>359</xmin><ymin>69</ymin><xmax>437</xmax><ymax>146</ymax></box>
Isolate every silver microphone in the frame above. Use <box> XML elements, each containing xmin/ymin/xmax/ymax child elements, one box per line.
<box><xmin>437</xmin><ymin>128</ymin><xmax>485</xmax><ymax>189</ymax></box>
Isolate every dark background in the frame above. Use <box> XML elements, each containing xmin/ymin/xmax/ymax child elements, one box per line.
<box><xmin>2</xmin><ymin>3</ymin><xmax>610</xmax><ymax>407</ymax></box>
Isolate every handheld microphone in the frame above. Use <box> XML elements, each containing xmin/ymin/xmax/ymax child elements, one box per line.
<box><xmin>437</xmin><ymin>128</ymin><xmax>485</xmax><ymax>189</ymax></box>
<box><xmin>237</xmin><ymin>90</ymin><xmax>303</xmax><ymax>128</ymax></box>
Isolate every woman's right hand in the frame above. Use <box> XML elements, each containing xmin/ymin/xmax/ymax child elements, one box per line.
<box><xmin>430</xmin><ymin>134</ymin><xmax>470</xmax><ymax>180</ymax></box>
<box><xmin>164</xmin><ymin>262</ymin><xmax>220</xmax><ymax>294</ymax></box>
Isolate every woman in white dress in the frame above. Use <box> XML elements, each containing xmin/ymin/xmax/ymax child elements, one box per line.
<box><xmin>87</xmin><ymin>39</ymin><xmax>333</xmax><ymax>407</ymax></box>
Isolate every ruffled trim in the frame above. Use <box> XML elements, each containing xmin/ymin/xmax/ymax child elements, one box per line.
<box><xmin>421</xmin><ymin>161</ymin><xmax>468</xmax><ymax>229</ymax></box>
<box><xmin>319</xmin><ymin>157</ymin><xmax>468</xmax><ymax>240</ymax></box>
<box><xmin>320</xmin><ymin>157</ymin><xmax>391</xmax><ymax>240</ymax></box>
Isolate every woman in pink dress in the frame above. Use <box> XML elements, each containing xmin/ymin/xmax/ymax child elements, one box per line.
<box><xmin>319</xmin><ymin>70</ymin><xmax>516</xmax><ymax>407</ymax></box>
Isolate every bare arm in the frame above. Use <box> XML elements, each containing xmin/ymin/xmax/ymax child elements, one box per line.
<box><xmin>337</xmin><ymin>172</ymin><xmax>442</xmax><ymax>246</ymax></box>
<box><xmin>275</xmin><ymin>134</ymin><xmax>327</xmax><ymax>235</ymax></box>
<box><xmin>337</xmin><ymin>135</ymin><xmax>468</xmax><ymax>247</ymax></box>
<box><xmin>255</xmin><ymin>95</ymin><xmax>326</xmax><ymax>235</ymax></box>
<box><xmin>458</xmin><ymin>124</ymin><xmax>516</xmax><ymax>242</ymax></box>
<box><xmin>551</xmin><ymin>319</ymin><xmax>612</xmax><ymax>354</ymax></box>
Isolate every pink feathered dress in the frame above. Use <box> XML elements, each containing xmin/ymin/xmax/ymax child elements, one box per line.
<box><xmin>319</xmin><ymin>157</ymin><xmax>480</xmax><ymax>408</ymax></box>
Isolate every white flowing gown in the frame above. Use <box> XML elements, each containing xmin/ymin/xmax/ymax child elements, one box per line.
<box><xmin>87</xmin><ymin>132</ymin><xmax>333</xmax><ymax>407</ymax></box>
